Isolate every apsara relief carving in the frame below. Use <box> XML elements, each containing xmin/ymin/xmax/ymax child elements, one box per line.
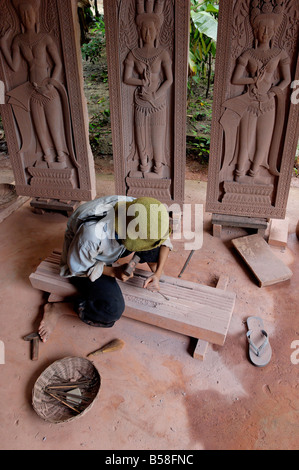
<box><xmin>0</xmin><ymin>0</ymin><xmax>96</xmax><ymax>202</ymax></box>
<box><xmin>206</xmin><ymin>0</ymin><xmax>299</xmax><ymax>219</ymax></box>
<box><xmin>123</xmin><ymin>0</ymin><xmax>173</xmax><ymax>179</ymax></box>
<box><xmin>104</xmin><ymin>0</ymin><xmax>190</xmax><ymax>206</ymax></box>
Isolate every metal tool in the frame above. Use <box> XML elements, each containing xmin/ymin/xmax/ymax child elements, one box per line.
<box><xmin>24</xmin><ymin>332</ymin><xmax>40</xmax><ymax>361</ymax></box>
<box><xmin>178</xmin><ymin>250</ymin><xmax>195</xmax><ymax>278</ymax></box>
<box><xmin>134</xmin><ymin>272</ymin><xmax>170</xmax><ymax>301</ymax></box>
<box><xmin>156</xmin><ymin>290</ymin><xmax>170</xmax><ymax>301</ymax></box>
<box><xmin>124</xmin><ymin>254</ymin><xmax>141</xmax><ymax>276</ymax></box>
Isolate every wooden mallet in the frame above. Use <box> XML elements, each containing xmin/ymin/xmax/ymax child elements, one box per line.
<box><xmin>87</xmin><ymin>339</ymin><xmax>125</xmax><ymax>358</ymax></box>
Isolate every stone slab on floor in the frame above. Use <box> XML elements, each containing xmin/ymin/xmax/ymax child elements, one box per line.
<box><xmin>29</xmin><ymin>251</ymin><xmax>236</xmax><ymax>347</ymax></box>
<box><xmin>232</xmin><ymin>234</ymin><xmax>293</xmax><ymax>287</ymax></box>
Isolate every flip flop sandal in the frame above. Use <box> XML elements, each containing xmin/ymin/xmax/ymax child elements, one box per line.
<box><xmin>246</xmin><ymin>316</ymin><xmax>272</xmax><ymax>367</ymax></box>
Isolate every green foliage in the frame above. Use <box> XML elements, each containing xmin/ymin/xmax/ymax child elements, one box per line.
<box><xmin>189</xmin><ymin>0</ymin><xmax>219</xmax><ymax>98</ymax></box>
<box><xmin>81</xmin><ymin>16</ymin><xmax>106</xmax><ymax>64</ymax></box>
<box><xmin>188</xmin><ymin>97</ymin><xmax>212</xmax><ymax>129</ymax></box>
<box><xmin>88</xmin><ymin>107</ymin><xmax>111</xmax><ymax>151</ymax></box>
<box><xmin>187</xmin><ymin>134</ymin><xmax>211</xmax><ymax>164</ymax></box>
<box><xmin>187</xmin><ymin>92</ymin><xmax>213</xmax><ymax>163</ymax></box>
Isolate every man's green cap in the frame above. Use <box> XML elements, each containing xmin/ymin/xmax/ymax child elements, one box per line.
<box><xmin>115</xmin><ymin>197</ymin><xmax>170</xmax><ymax>252</ymax></box>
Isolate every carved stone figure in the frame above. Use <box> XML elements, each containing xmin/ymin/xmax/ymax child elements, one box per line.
<box><xmin>219</xmin><ymin>0</ymin><xmax>291</xmax><ymax>184</ymax></box>
<box><xmin>104</xmin><ymin>0</ymin><xmax>189</xmax><ymax>206</ymax></box>
<box><xmin>123</xmin><ymin>0</ymin><xmax>173</xmax><ymax>179</ymax></box>
<box><xmin>0</xmin><ymin>0</ymin><xmax>78</xmax><ymax>171</ymax></box>
<box><xmin>206</xmin><ymin>0</ymin><xmax>299</xmax><ymax>220</ymax></box>
<box><xmin>0</xmin><ymin>0</ymin><xmax>96</xmax><ymax>206</ymax></box>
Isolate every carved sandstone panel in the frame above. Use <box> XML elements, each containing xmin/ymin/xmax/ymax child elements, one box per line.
<box><xmin>103</xmin><ymin>0</ymin><xmax>190</xmax><ymax>206</ymax></box>
<box><xmin>206</xmin><ymin>0</ymin><xmax>299</xmax><ymax>219</ymax></box>
<box><xmin>0</xmin><ymin>0</ymin><xmax>96</xmax><ymax>201</ymax></box>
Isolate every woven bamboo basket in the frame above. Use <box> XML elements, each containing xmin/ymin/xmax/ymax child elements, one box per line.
<box><xmin>32</xmin><ymin>357</ymin><xmax>101</xmax><ymax>424</ymax></box>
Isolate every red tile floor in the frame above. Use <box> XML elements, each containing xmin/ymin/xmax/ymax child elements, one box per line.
<box><xmin>0</xmin><ymin>173</ymin><xmax>298</xmax><ymax>450</ymax></box>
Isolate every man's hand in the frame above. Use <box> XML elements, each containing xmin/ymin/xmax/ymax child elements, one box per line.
<box><xmin>143</xmin><ymin>274</ymin><xmax>160</xmax><ymax>292</ymax></box>
<box><xmin>113</xmin><ymin>265</ymin><xmax>134</xmax><ymax>282</ymax></box>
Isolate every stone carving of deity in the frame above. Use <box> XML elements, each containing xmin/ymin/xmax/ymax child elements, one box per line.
<box><xmin>0</xmin><ymin>0</ymin><xmax>79</xmax><ymax>171</ymax></box>
<box><xmin>123</xmin><ymin>0</ymin><xmax>173</xmax><ymax>179</ymax></box>
<box><xmin>219</xmin><ymin>0</ymin><xmax>291</xmax><ymax>184</ymax></box>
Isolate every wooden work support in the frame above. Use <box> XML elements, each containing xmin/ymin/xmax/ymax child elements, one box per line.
<box><xmin>193</xmin><ymin>274</ymin><xmax>229</xmax><ymax>361</ymax></box>
<box><xmin>268</xmin><ymin>218</ymin><xmax>289</xmax><ymax>247</ymax></box>
<box><xmin>29</xmin><ymin>251</ymin><xmax>236</xmax><ymax>357</ymax></box>
<box><xmin>30</xmin><ymin>198</ymin><xmax>80</xmax><ymax>217</ymax></box>
<box><xmin>212</xmin><ymin>214</ymin><xmax>268</xmax><ymax>238</ymax></box>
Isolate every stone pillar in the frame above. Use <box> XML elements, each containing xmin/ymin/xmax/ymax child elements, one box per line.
<box><xmin>103</xmin><ymin>0</ymin><xmax>190</xmax><ymax>207</ymax></box>
<box><xmin>206</xmin><ymin>0</ymin><xmax>299</xmax><ymax>222</ymax></box>
<box><xmin>0</xmin><ymin>0</ymin><xmax>96</xmax><ymax>213</ymax></box>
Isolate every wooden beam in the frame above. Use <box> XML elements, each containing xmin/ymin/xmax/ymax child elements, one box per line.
<box><xmin>268</xmin><ymin>218</ymin><xmax>289</xmax><ymax>247</ymax></box>
<box><xmin>192</xmin><ymin>274</ymin><xmax>229</xmax><ymax>360</ymax></box>
<box><xmin>119</xmin><ymin>270</ymin><xmax>235</xmax><ymax>346</ymax></box>
<box><xmin>30</xmin><ymin>253</ymin><xmax>236</xmax><ymax>348</ymax></box>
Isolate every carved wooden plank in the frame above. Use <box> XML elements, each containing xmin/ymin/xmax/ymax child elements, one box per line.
<box><xmin>117</xmin><ymin>269</ymin><xmax>235</xmax><ymax>346</ymax></box>
<box><xmin>232</xmin><ymin>234</ymin><xmax>292</xmax><ymax>287</ymax></box>
<box><xmin>30</xmin><ymin>254</ymin><xmax>236</xmax><ymax>347</ymax></box>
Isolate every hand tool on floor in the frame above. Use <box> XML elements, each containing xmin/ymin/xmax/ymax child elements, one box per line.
<box><xmin>87</xmin><ymin>338</ymin><xmax>125</xmax><ymax>358</ymax></box>
<box><xmin>124</xmin><ymin>254</ymin><xmax>141</xmax><ymax>276</ymax></box>
<box><xmin>178</xmin><ymin>250</ymin><xmax>195</xmax><ymax>278</ymax></box>
<box><xmin>44</xmin><ymin>389</ymin><xmax>81</xmax><ymax>414</ymax></box>
<box><xmin>23</xmin><ymin>332</ymin><xmax>40</xmax><ymax>361</ymax></box>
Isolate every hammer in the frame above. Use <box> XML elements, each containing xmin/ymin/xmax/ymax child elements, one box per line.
<box><xmin>123</xmin><ymin>254</ymin><xmax>140</xmax><ymax>277</ymax></box>
<box><xmin>23</xmin><ymin>332</ymin><xmax>40</xmax><ymax>361</ymax></box>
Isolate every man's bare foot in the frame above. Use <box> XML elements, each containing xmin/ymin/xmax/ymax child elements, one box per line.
<box><xmin>38</xmin><ymin>302</ymin><xmax>65</xmax><ymax>343</ymax></box>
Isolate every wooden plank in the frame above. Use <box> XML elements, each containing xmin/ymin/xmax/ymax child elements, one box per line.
<box><xmin>118</xmin><ymin>269</ymin><xmax>235</xmax><ymax>346</ymax></box>
<box><xmin>212</xmin><ymin>213</ymin><xmax>268</xmax><ymax>229</ymax></box>
<box><xmin>193</xmin><ymin>339</ymin><xmax>209</xmax><ymax>361</ymax></box>
<box><xmin>29</xmin><ymin>272</ymin><xmax>77</xmax><ymax>297</ymax></box>
<box><xmin>232</xmin><ymin>234</ymin><xmax>292</xmax><ymax>287</ymax></box>
<box><xmin>192</xmin><ymin>274</ymin><xmax>230</xmax><ymax>360</ymax></box>
<box><xmin>213</xmin><ymin>224</ymin><xmax>222</xmax><ymax>238</ymax></box>
<box><xmin>268</xmin><ymin>218</ymin><xmax>289</xmax><ymax>247</ymax></box>
<box><xmin>29</xmin><ymin>256</ymin><xmax>236</xmax><ymax>346</ymax></box>
<box><xmin>215</xmin><ymin>274</ymin><xmax>229</xmax><ymax>291</ymax></box>
<box><xmin>48</xmin><ymin>293</ymin><xmax>66</xmax><ymax>302</ymax></box>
